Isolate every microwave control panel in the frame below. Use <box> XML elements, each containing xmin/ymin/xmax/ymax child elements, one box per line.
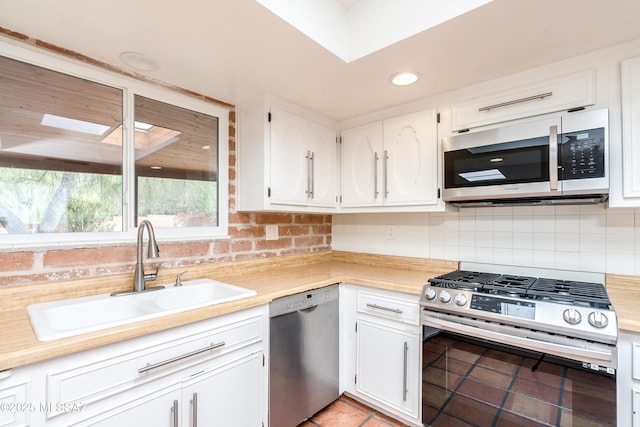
<box><xmin>559</xmin><ymin>127</ymin><xmax>605</xmax><ymax>180</ymax></box>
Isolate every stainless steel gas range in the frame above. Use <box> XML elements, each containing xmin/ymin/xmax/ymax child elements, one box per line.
<box><xmin>420</xmin><ymin>264</ymin><xmax>617</xmax><ymax>426</ymax></box>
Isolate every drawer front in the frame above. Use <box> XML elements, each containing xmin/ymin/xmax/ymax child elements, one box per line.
<box><xmin>46</xmin><ymin>313</ymin><xmax>263</xmax><ymax>419</ymax></box>
<box><xmin>452</xmin><ymin>69</ymin><xmax>595</xmax><ymax>131</ymax></box>
<box><xmin>357</xmin><ymin>291</ymin><xmax>419</xmax><ymax>325</ymax></box>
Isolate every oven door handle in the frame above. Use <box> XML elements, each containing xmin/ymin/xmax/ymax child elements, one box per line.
<box><xmin>423</xmin><ymin>316</ymin><xmax>614</xmax><ymax>364</ymax></box>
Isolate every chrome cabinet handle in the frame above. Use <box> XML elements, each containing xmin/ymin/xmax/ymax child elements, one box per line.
<box><xmin>374</xmin><ymin>152</ymin><xmax>379</xmax><ymax>199</ymax></box>
<box><xmin>549</xmin><ymin>125</ymin><xmax>559</xmax><ymax>191</ymax></box>
<box><xmin>402</xmin><ymin>342</ymin><xmax>408</xmax><ymax>401</ymax></box>
<box><xmin>172</xmin><ymin>400</ymin><xmax>179</xmax><ymax>427</ymax></box>
<box><xmin>366</xmin><ymin>303</ymin><xmax>402</xmax><ymax>314</ymax></box>
<box><xmin>191</xmin><ymin>393</ymin><xmax>198</xmax><ymax>427</ymax></box>
<box><xmin>305</xmin><ymin>150</ymin><xmax>311</xmax><ymax>197</ymax></box>
<box><xmin>139</xmin><ymin>342</ymin><xmax>225</xmax><ymax>374</ymax></box>
<box><xmin>478</xmin><ymin>92</ymin><xmax>553</xmax><ymax>112</ymax></box>
<box><xmin>383</xmin><ymin>150</ymin><xmax>389</xmax><ymax>199</ymax></box>
<box><xmin>310</xmin><ymin>151</ymin><xmax>315</xmax><ymax>199</ymax></box>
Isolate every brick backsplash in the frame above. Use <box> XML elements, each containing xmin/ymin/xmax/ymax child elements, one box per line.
<box><xmin>0</xmin><ymin>110</ymin><xmax>332</xmax><ymax>286</ymax></box>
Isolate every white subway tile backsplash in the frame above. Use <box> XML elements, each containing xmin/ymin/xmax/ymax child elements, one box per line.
<box><xmin>555</xmin><ymin>252</ymin><xmax>580</xmax><ymax>271</ymax></box>
<box><xmin>555</xmin><ymin>233</ymin><xmax>580</xmax><ymax>252</ymax></box>
<box><xmin>606</xmin><ymin>233</ymin><xmax>635</xmax><ymax>255</ymax></box>
<box><xmin>533</xmin><ymin>233</ymin><xmax>555</xmax><ymax>251</ymax></box>
<box><xmin>606</xmin><ymin>253</ymin><xmax>635</xmax><ymax>275</ymax></box>
<box><xmin>533</xmin><ymin>216</ymin><xmax>556</xmax><ymax>233</ymax></box>
<box><xmin>332</xmin><ymin>203</ymin><xmax>640</xmax><ymax>274</ymax></box>
<box><xmin>555</xmin><ymin>215</ymin><xmax>580</xmax><ymax>234</ymax></box>
<box><xmin>580</xmin><ymin>233</ymin><xmax>606</xmax><ymax>253</ymax></box>
<box><xmin>513</xmin><ymin>232</ymin><xmax>534</xmax><ymax>249</ymax></box>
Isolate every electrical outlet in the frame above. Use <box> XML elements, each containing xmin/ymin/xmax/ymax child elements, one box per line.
<box><xmin>265</xmin><ymin>224</ymin><xmax>279</xmax><ymax>241</ymax></box>
<box><xmin>386</xmin><ymin>225</ymin><xmax>395</xmax><ymax>240</ymax></box>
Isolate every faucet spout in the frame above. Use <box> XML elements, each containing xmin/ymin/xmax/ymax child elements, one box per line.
<box><xmin>133</xmin><ymin>220</ymin><xmax>160</xmax><ymax>292</ymax></box>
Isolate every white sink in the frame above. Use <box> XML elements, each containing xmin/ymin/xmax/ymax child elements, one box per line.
<box><xmin>27</xmin><ymin>279</ymin><xmax>257</xmax><ymax>342</ymax></box>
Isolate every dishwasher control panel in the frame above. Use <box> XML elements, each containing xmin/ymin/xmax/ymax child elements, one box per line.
<box><xmin>269</xmin><ymin>283</ymin><xmax>339</xmax><ymax>317</ymax></box>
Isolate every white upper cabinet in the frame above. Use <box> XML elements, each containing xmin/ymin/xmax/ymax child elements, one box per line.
<box><xmin>621</xmin><ymin>56</ymin><xmax>640</xmax><ymax>200</ymax></box>
<box><xmin>237</xmin><ymin>95</ymin><xmax>337</xmax><ymax>212</ymax></box>
<box><xmin>341</xmin><ymin>122</ymin><xmax>383</xmax><ymax>207</ymax></box>
<box><xmin>341</xmin><ymin>109</ymin><xmax>440</xmax><ymax>211</ymax></box>
<box><xmin>451</xmin><ymin>69</ymin><xmax>595</xmax><ymax>131</ymax></box>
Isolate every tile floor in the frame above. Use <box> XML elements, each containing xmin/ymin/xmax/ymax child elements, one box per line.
<box><xmin>298</xmin><ymin>395</ymin><xmax>409</xmax><ymax>427</ymax></box>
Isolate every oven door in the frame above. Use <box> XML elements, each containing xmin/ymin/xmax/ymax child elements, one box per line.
<box><xmin>421</xmin><ymin>325</ymin><xmax>616</xmax><ymax>427</ymax></box>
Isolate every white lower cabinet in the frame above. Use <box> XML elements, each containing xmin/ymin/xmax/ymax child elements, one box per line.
<box><xmin>180</xmin><ymin>352</ymin><xmax>262</xmax><ymax>427</ymax></box>
<box><xmin>13</xmin><ymin>306</ymin><xmax>268</xmax><ymax>427</ymax></box>
<box><xmin>617</xmin><ymin>330</ymin><xmax>640</xmax><ymax>426</ymax></box>
<box><xmin>340</xmin><ymin>284</ymin><xmax>422</xmax><ymax>427</ymax></box>
<box><xmin>356</xmin><ymin>319</ymin><xmax>420</xmax><ymax>418</ymax></box>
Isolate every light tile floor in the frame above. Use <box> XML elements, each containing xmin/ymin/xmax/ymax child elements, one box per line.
<box><xmin>298</xmin><ymin>395</ymin><xmax>409</xmax><ymax>427</ymax></box>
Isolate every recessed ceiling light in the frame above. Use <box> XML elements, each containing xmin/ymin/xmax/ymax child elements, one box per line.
<box><xmin>390</xmin><ymin>72</ymin><xmax>420</xmax><ymax>86</ymax></box>
<box><xmin>119</xmin><ymin>52</ymin><xmax>160</xmax><ymax>72</ymax></box>
<box><xmin>150</xmin><ymin>166</ymin><xmax>162</xmax><ymax>170</ymax></box>
<box><xmin>201</xmin><ymin>145</ymin><xmax>210</xmax><ymax>150</ymax></box>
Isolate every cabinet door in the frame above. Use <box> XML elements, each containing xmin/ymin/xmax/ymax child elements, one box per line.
<box><xmin>307</xmin><ymin>120</ymin><xmax>337</xmax><ymax>207</ymax></box>
<box><xmin>383</xmin><ymin>109</ymin><xmax>438</xmax><ymax>206</ymax></box>
<box><xmin>81</xmin><ymin>386</ymin><xmax>182</xmax><ymax>427</ymax></box>
<box><xmin>341</xmin><ymin>123</ymin><xmax>384</xmax><ymax>207</ymax></box>
<box><xmin>356</xmin><ymin>318</ymin><xmax>420</xmax><ymax>418</ymax></box>
<box><xmin>269</xmin><ymin>106</ymin><xmax>309</xmax><ymax>206</ymax></box>
<box><xmin>182</xmin><ymin>352</ymin><xmax>263</xmax><ymax>427</ymax></box>
<box><xmin>622</xmin><ymin>56</ymin><xmax>640</xmax><ymax>200</ymax></box>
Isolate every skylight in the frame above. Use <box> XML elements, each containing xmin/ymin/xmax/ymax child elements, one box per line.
<box><xmin>256</xmin><ymin>0</ymin><xmax>493</xmax><ymax>62</ymax></box>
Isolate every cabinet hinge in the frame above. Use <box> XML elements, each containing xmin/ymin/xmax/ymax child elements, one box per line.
<box><xmin>437</xmin><ymin>188</ymin><xmax>441</xmax><ymax>199</ymax></box>
<box><xmin>267</xmin><ymin>187</ymin><xmax>271</xmax><ymax>198</ymax></box>
<box><xmin>436</xmin><ymin>112</ymin><xmax>441</xmax><ymax>124</ymax></box>
<box><xmin>268</xmin><ymin>112</ymin><xmax>272</xmax><ymax>122</ymax></box>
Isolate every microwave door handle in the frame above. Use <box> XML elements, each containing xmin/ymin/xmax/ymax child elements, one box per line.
<box><xmin>549</xmin><ymin>125</ymin><xmax>559</xmax><ymax>191</ymax></box>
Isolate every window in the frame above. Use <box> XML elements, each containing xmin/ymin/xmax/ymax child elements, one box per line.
<box><xmin>0</xmin><ymin>46</ymin><xmax>228</xmax><ymax>246</ymax></box>
<box><xmin>133</xmin><ymin>95</ymin><xmax>219</xmax><ymax>228</ymax></box>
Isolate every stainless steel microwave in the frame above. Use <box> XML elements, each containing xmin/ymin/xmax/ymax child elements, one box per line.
<box><xmin>442</xmin><ymin>108</ymin><xmax>609</xmax><ymax>207</ymax></box>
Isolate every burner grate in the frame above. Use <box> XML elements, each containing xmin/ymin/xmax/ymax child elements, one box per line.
<box><xmin>527</xmin><ymin>278</ymin><xmax>611</xmax><ymax>308</ymax></box>
<box><xmin>427</xmin><ymin>270</ymin><xmax>499</xmax><ymax>291</ymax></box>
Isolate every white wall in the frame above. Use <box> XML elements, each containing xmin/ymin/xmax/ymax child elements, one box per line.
<box><xmin>332</xmin><ymin>205</ymin><xmax>640</xmax><ymax>275</ymax></box>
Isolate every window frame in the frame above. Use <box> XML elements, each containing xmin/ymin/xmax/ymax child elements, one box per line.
<box><xmin>0</xmin><ymin>38</ymin><xmax>229</xmax><ymax>249</ymax></box>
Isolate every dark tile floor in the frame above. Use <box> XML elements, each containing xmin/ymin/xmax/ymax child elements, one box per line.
<box><xmin>422</xmin><ymin>334</ymin><xmax>617</xmax><ymax>427</ymax></box>
<box><xmin>298</xmin><ymin>395</ymin><xmax>409</xmax><ymax>427</ymax></box>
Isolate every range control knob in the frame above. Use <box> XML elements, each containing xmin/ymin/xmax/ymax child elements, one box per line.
<box><xmin>454</xmin><ymin>293</ymin><xmax>468</xmax><ymax>307</ymax></box>
<box><xmin>562</xmin><ymin>308</ymin><xmax>582</xmax><ymax>325</ymax></box>
<box><xmin>439</xmin><ymin>290</ymin><xmax>451</xmax><ymax>304</ymax></box>
<box><xmin>424</xmin><ymin>287</ymin><xmax>437</xmax><ymax>301</ymax></box>
<box><xmin>588</xmin><ymin>311</ymin><xmax>609</xmax><ymax>328</ymax></box>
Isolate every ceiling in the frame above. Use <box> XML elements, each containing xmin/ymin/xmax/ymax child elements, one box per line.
<box><xmin>1</xmin><ymin>0</ymin><xmax>640</xmax><ymax>121</ymax></box>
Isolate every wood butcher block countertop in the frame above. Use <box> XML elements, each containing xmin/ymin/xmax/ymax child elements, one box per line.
<box><xmin>0</xmin><ymin>251</ymin><xmax>458</xmax><ymax>371</ymax></box>
<box><xmin>606</xmin><ymin>274</ymin><xmax>640</xmax><ymax>334</ymax></box>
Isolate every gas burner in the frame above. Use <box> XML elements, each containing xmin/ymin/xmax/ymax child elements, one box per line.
<box><xmin>527</xmin><ymin>278</ymin><xmax>612</xmax><ymax>309</ymax></box>
<box><xmin>482</xmin><ymin>274</ymin><xmax>535</xmax><ymax>297</ymax></box>
<box><xmin>427</xmin><ymin>270</ymin><xmax>499</xmax><ymax>291</ymax></box>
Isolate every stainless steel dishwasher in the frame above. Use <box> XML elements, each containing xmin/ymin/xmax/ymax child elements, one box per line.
<box><xmin>269</xmin><ymin>283</ymin><xmax>339</xmax><ymax>427</ymax></box>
